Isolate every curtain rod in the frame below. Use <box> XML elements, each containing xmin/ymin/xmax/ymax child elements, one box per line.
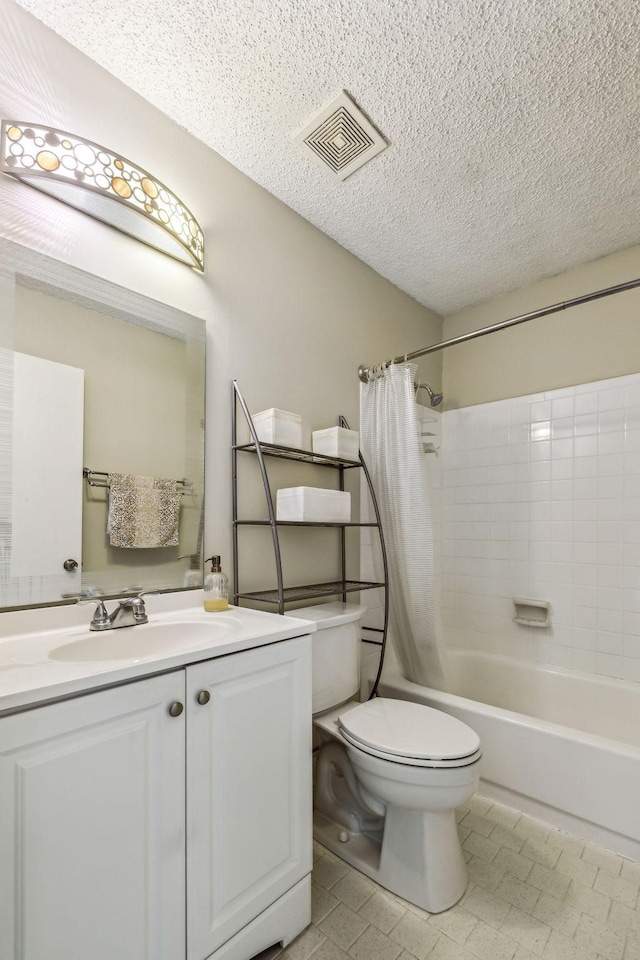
<box><xmin>358</xmin><ymin>276</ymin><xmax>640</xmax><ymax>383</ymax></box>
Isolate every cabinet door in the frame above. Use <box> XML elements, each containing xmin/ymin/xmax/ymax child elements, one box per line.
<box><xmin>186</xmin><ymin>635</ymin><xmax>312</xmax><ymax>960</ymax></box>
<box><xmin>0</xmin><ymin>673</ymin><xmax>186</xmax><ymax>960</ymax></box>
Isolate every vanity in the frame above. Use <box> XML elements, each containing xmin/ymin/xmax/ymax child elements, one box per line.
<box><xmin>0</xmin><ymin>237</ymin><xmax>315</xmax><ymax>958</ymax></box>
<box><xmin>0</xmin><ymin>595</ymin><xmax>314</xmax><ymax>960</ymax></box>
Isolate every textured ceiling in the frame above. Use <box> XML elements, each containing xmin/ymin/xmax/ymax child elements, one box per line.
<box><xmin>13</xmin><ymin>0</ymin><xmax>640</xmax><ymax>314</ymax></box>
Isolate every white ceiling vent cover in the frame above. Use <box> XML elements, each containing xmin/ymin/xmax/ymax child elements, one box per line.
<box><xmin>294</xmin><ymin>90</ymin><xmax>388</xmax><ymax>181</ymax></box>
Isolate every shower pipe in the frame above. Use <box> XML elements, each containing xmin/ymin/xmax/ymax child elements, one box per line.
<box><xmin>358</xmin><ymin>277</ymin><xmax>640</xmax><ymax>382</ymax></box>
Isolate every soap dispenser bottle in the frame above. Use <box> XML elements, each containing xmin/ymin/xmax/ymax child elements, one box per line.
<box><xmin>203</xmin><ymin>556</ymin><xmax>229</xmax><ymax>612</ymax></box>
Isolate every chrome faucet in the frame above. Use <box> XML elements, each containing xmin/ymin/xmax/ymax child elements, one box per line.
<box><xmin>83</xmin><ymin>592</ymin><xmax>158</xmax><ymax>631</ymax></box>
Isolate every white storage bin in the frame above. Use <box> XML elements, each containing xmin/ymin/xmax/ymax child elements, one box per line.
<box><xmin>276</xmin><ymin>486</ymin><xmax>351</xmax><ymax>523</ymax></box>
<box><xmin>252</xmin><ymin>408</ymin><xmax>302</xmax><ymax>448</ymax></box>
<box><xmin>312</xmin><ymin>426</ymin><xmax>360</xmax><ymax>461</ymax></box>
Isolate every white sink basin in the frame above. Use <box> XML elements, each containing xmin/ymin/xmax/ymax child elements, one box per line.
<box><xmin>47</xmin><ymin>617</ymin><xmax>242</xmax><ymax>662</ymax></box>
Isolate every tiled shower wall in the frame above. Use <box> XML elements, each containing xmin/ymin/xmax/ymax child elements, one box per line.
<box><xmin>441</xmin><ymin>372</ymin><xmax>640</xmax><ymax>683</ymax></box>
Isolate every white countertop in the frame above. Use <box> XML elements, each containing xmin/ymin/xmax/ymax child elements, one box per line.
<box><xmin>0</xmin><ymin>592</ymin><xmax>315</xmax><ymax>715</ymax></box>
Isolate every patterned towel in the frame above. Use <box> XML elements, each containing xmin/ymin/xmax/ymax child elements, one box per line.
<box><xmin>107</xmin><ymin>474</ymin><xmax>181</xmax><ymax>548</ymax></box>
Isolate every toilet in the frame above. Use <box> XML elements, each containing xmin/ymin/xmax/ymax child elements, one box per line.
<box><xmin>288</xmin><ymin>602</ymin><xmax>482</xmax><ymax>914</ymax></box>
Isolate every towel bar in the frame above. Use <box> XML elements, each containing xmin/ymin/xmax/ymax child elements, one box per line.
<box><xmin>83</xmin><ymin>468</ymin><xmax>192</xmax><ymax>493</ymax></box>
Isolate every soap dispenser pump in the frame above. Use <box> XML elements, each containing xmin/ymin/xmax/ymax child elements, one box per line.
<box><xmin>203</xmin><ymin>556</ymin><xmax>229</xmax><ymax>612</ymax></box>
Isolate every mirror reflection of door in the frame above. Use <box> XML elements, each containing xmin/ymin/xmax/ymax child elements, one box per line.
<box><xmin>11</xmin><ymin>353</ymin><xmax>84</xmax><ymax>594</ymax></box>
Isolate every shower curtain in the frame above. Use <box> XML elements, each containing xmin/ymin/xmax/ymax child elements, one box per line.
<box><xmin>361</xmin><ymin>363</ymin><xmax>449</xmax><ymax>691</ymax></box>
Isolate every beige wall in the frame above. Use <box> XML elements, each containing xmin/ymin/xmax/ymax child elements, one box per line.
<box><xmin>442</xmin><ymin>243</ymin><xmax>640</xmax><ymax>409</ymax></box>
<box><xmin>0</xmin><ymin>0</ymin><xmax>441</xmax><ymax>600</ymax></box>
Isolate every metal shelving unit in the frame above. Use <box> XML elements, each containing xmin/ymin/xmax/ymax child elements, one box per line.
<box><xmin>231</xmin><ymin>380</ymin><xmax>390</xmax><ymax>647</ymax></box>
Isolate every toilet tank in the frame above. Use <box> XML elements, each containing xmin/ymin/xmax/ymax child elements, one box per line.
<box><xmin>285</xmin><ymin>602</ymin><xmax>364</xmax><ymax>713</ymax></box>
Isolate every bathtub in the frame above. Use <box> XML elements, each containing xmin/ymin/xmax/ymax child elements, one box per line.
<box><xmin>379</xmin><ymin>649</ymin><xmax>640</xmax><ymax>859</ymax></box>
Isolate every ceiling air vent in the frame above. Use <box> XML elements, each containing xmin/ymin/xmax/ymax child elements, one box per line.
<box><xmin>294</xmin><ymin>90</ymin><xmax>388</xmax><ymax>181</ymax></box>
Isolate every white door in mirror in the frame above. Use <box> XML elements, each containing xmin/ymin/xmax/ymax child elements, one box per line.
<box><xmin>11</xmin><ymin>352</ymin><xmax>84</xmax><ymax>583</ymax></box>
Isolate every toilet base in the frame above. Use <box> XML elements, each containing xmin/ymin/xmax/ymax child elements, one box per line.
<box><xmin>313</xmin><ymin>805</ymin><xmax>468</xmax><ymax>913</ymax></box>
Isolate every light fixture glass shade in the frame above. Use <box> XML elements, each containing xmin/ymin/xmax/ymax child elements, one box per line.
<box><xmin>1</xmin><ymin>121</ymin><xmax>204</xmax><ymax>272</ymax></box>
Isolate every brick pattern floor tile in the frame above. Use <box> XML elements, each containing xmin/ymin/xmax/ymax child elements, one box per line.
<box><xmin>279</xmin><ymin>793</ymin><xmax>640</xmax><ymax>960</ymax></box>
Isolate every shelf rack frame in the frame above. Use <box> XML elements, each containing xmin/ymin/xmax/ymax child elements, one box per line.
<box><xmin>231</xmin><ymin>381</ymin><xmax>390</xmax><ymax>670</ymax></box>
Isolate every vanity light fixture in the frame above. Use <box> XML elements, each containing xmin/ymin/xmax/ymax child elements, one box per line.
<box><xmin>0</xmin><ymin>121</ymin><xmax>205</xmax><ymax>272</ymax></box>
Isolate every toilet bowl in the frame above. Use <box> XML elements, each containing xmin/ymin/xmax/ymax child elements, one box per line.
<box><xmin>287</xmin><ymin>603</ymin><xmax>481</xmax><ymax>913</ymax></box>
<box><xmin>314</xmin><ymin>697</ymin><xmax>481</xmax><ymax>912</ymax></box>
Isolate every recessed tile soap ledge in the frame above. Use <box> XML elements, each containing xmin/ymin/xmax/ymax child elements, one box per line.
<box><xmin>513</xmin><ymin>597</ymin><xmax>551</xmax><ymax>627</ymax></box>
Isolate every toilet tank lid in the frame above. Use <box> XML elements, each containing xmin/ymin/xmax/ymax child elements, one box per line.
<box><xmin>284</xmin><ymin>602</ymin><xmax>365</xmax><ymax>629</ymax></box>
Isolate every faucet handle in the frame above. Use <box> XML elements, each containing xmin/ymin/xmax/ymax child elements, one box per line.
<box><xmin>127</xmin><ymin>590</ymin><xmax>158</xmax><ymax>623</ymax></box>
<box><xmin>131</xmin><ymin>590</ymin><xmax>159</xmax><ymax>617</ymax></box>
<box><xmin>129</xmin><ymin>597</ymin><xmax>147</xmax><ymax>623</ymax></box>
<box><xmin>78</xmin><ymin>599</ymin><xmax>111</xmax><ymax>630</ymax></box>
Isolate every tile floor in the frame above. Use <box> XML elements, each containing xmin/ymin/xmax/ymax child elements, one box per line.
<box><xmin>280</xmin><ymin>794</ymin><xmax>640</xmax><ymax>960</ymax></box>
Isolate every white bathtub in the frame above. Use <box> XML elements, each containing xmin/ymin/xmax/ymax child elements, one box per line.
<box><xmin>379</xmin><ymin>649</ymin><xmax>640</xmax><ymax>859</ymax></box>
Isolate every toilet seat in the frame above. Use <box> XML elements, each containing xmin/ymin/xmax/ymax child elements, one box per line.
<box><xmin>338</xmin><ymin>698</ymin><xmax>481</xmax><ymax>769</ymax></box>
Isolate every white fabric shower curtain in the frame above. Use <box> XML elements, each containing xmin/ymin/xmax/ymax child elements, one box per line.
<box><xmin>361</xmin><ymin>363</ymin><xmax>449</xmax><ymax>691</ymax></box>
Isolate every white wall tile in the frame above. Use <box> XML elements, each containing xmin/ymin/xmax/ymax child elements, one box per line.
<box><xmin>552</xmin><ymin>417</ymin><xmax>574</xmax><ymax>439</ymax></box>
<box><xmin>530</xmin><ymin>440</ymin><xmax>551</xmax><ymax>461</ymax></box>
<box><xmin>574</xmin><ymin>478</ymin><xmax>598</xmax><ymax>499</ymax></box>
<box><xmin>551</xmin><ymin>459</ymin><xmax>574</xmax><ymax>480</ymax></box>
<box><xmin>573</xmin><ymin>627</ymin><xmax>596</xmax><ymax>650</ymax></box>
<box><xmin>574</xmin><ymin>455</ymin><xmax>598</xmax><ymax>476</ymax></box>
<box><xmin>597</xmin><ymin>608</ymin><xmax>623</xmax><ymax>633</ymax></box>
<box><xmin>550</xmin><ymin>542</ymin><xmax>573</xmax><ymax>562</ymax></box>
<box><xmin>598</xmin><ymin>543</ymin><xmax>623</xmax><ymax>565</ymax></box>
<box><xmin>598</xmin><ymin>432</ymin><xmax>624</xmax><ymax>455</ymax></box>
<box><xmin>599</xmin><ymin>409</ymin><xmax>625</xmax><ymax>433</ymax></box>
<box><xmin>552</xmin><ymin>397</ymin><xmax>574</xmax><ymax>420</ymax></box>
<box><xmin>438</xmin><ymin>371</ymin><xmax>640</xmax><ymax>683</ymax></box>
<box><xmin>574</xmin><ymin>435</ymin><xmax>598</xmax><ymax>457</ymax></box>
<box><xmin>599</xmin><ymin>475</ymin><xmax>624</xmax><ymax>498</ymax></box>
<box><xmin>598</xmin><ymin>500</ymin><xmax>625</xmax><ymax>521</ymax></box>
<box><xmin>571</xmin><ymin>649</ymin><xmax>596</xmax><ymax>673</ymax></box>
<box><xmin>573</xmin><ymin>566</ymin><xmax>598</xmax><ymax>588</ymax></box>
<box><xmin>598</xmin><ymin>453</ymin><xmax>625</xmax><ymax>476</ymax></box>
<box><xmin>574</xmin><ymin>392</ymin><xmax>599</xmax><ymax>415</ymax></box>
<box><xmin>598</xmin><ymin>565</ymin><xmax>624</xmax><ymax>587</ymax></box>
<box><xmin>552</xmin><ymin>439</ymin><xmax>574</xmax><ymax>459</ymax></box>
<box><xmin>599</xmin><ymin>388</ymin><xmax>625</xmax><ymax>411</ymax></box>
<box><xmin>530</xmin><ymin>401</ymin><xmax>551</xmax><ymax>422</ymax></box>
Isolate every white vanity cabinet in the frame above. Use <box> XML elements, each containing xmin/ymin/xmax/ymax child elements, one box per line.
<box><xmin>0</xmin><ymin>670</ymin><xmax>186</xmax><ymax>960</ymax></box>
<box><xmin>187</xmin><ymin>635</ymin><xmax>312</xmax><ymax>959</ymax></box>
<box><xmin>0</xmin><ymin>633</ymin><xmax>312</xmax><ymax>960</ymax></box>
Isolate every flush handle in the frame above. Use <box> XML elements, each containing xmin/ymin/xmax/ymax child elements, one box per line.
<box><xmin>169</xmin><ymin>701</ymin><xmax>184</xmax><ymax>718</ymax></box>
<box><xmin>197</xmin><ymin>690</ymin><xmax>210</xmax><ymax>706</ymax></box>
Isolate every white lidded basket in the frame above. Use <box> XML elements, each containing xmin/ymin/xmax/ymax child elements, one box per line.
<box><xmin>276</xmin><ymin>486</ymin><xmax>351</xmax><ymax>523</ymax></box>
<box><xmin>312</xmin><ymin>426</ymin><xmax>359</xmax><ymax>461</ymax></box>
<box><xmin>252</xmin><ymin>408</ymin><xmax>302</xmax><ymax>448</ymax></box>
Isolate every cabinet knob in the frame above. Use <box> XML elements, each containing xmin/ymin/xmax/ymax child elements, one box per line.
<box><xmin>169</xmin><ymin>701</ymin><xmax>184</xmax><ymax>718</ymax></box>
<box><xmin>197</xmin><ymin>690</ymin><xmax>210</xmax><ymax>705</ymax></box>
<box><xmin>63</xmin><ymin>558</ymin><xmax>79</xmax><ymax>572</ymax></box>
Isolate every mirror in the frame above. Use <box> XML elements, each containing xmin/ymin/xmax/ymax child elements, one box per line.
<box><xmin>0</xmin><ymin>237</ymin><xmax>205</xmax><ymax>609</ymax></box>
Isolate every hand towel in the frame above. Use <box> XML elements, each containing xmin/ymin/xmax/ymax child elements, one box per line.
<box><xmin>107</xmin><ymin>473</ymin><xmax>181</xmax><ymax>548</ymax></box>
